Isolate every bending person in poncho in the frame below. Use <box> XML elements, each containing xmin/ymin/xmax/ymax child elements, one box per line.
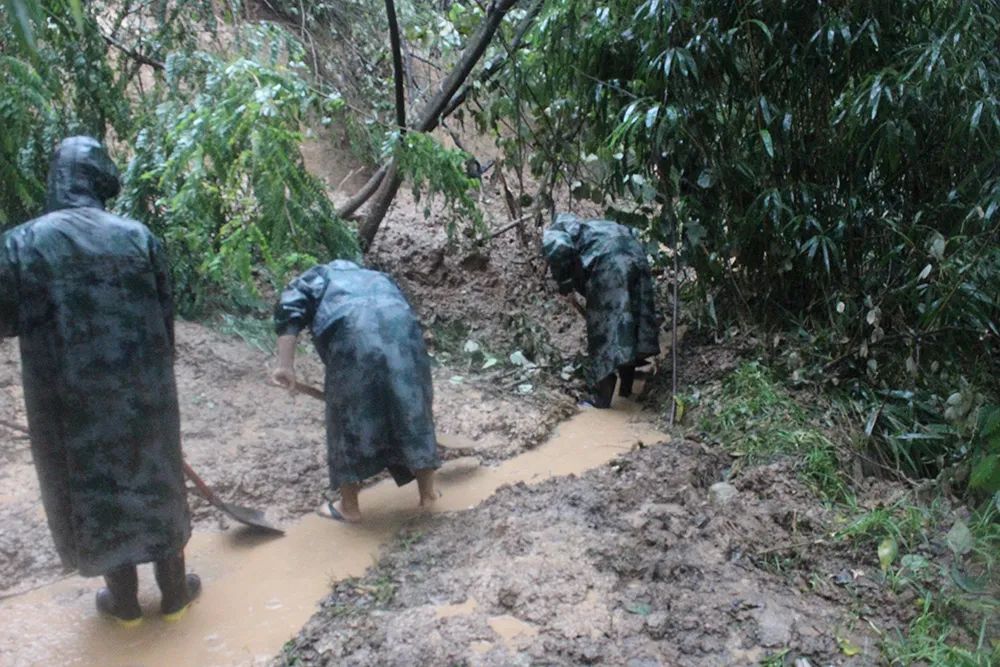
<box><xmin>542</xmin><ymin>213</ymin><xmax>661</xmax><ymax>408</ymax></box>
<box><xmin>0</xmin><ymin>137</ymin><xmax>199</xmax><ymax>625</ymax></box>
<box><xmin>272</xmin><ymin>260</ymin><xmax>440</xmax><ymax>522</ymax></box>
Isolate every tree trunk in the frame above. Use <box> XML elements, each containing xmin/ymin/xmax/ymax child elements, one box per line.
<box><xmin>385</xmin><ymin>0</ymin><xmax>406</xmax><ymax>132</ymax></box>
<box><xmin>353</xmin><ymin>0</ymin><xmax>524</xmax><ymax>249</ymax></box>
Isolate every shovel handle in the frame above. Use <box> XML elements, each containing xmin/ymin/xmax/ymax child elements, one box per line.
<box><xmin>182</xmin><ymin>460</ymin><xmax>225</xmax><ymax>508</ymax></box>
<box><xmin>293</xmin><ymin>381</ymin><xmax>325</xmax><ymax>401</ymax></box>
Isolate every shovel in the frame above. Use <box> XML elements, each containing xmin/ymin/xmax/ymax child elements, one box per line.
<box><xmin>182</xmin><ymin>461</ymin><xmax>284</xmax><ymax>534</ymax></box>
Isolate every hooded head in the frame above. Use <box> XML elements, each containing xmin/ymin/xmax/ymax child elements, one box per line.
<box><xmin>551</xmin><ymin>212</ymin><xmax>582</xmax><ymax>236</ymax></box>
<box><xmin>541</xmin><ymin>212</ymin><xmax>582</xmax><ymax>294</ymax></box>
<box><xmin>44</xmin><ymin>136</ymin><xmax>121</xmax><ymax>213</ymax></box>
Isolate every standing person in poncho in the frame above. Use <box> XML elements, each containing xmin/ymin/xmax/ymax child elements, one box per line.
<box><xmin>271</xmin><ymin>259</ymin><xmax>440</xmax><ymax>522</ymax></box>
<box><xmin>0</xmin><ymin>137</ymin><xmax>200</xmax><ymax>625</ymax></box>
<box><xmin>542</xmin><ymin>213</ymin><xmax>661</xmax><ymax>408</ymax></box>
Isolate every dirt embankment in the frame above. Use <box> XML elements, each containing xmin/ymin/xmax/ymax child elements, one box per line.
<box><xmin>274</xmin><ymin>441</ymin><xmax>894</xmax><ymax>666</ymax></box>
<box><xmin>0</xmin><ymin>321</ymin><xmax>573</xmax><ymax>596</ymax></box>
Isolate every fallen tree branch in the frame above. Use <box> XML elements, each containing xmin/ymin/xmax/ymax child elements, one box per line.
<box><xmin>488</xmin><ymin>212</ymin><xmax>535</xmax><ymax>239</ymax></box>
<box><xmin>102</xmin><ymin>33</ymin><xmax>165</xmax><ymax>70</ymax></box>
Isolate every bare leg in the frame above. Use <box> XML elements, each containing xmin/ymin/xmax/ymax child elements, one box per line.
<box><xmin>96</xmin><ymin>564</ymin><xmax>142</xmax><ymax>623</ymax></box>
<box><xmin>415</xmin><ymin>468</ymin><xmax>437</xmax><ymax>507</ymax></box>
<box><xmin>334</xmin><ymin>483</ymin><xmax>362</xmax><ymax>522</ymax></box>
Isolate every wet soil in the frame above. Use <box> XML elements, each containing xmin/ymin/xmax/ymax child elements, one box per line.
<box><xmin>273</xmin><ymin>439</ymin><xmax>895</xmax><ymax>666</ymax></box>
<box><xmin>0</xmin><ymin>398</ymin><xmax>663</xmax><ymax>667</ymax></box>
<box><xmin>0</xmin><ymin>321</ymin><xmax>573</xmax><ymax>597</ymax></box>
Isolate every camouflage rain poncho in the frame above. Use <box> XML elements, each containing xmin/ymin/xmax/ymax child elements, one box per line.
<box><xmin>274</xmin><ymin>260</ymin><xmax>439</xmax><ymax>489</ymax></box>
<box><xmin>542</xmin><ymin>213</ymin><xmax>661</xmax><ymax>385</ymax></box>
<box><xmin>0</xmin><ymin>137</ymin><xmax>190</xmax><ymax>577</ymax></box>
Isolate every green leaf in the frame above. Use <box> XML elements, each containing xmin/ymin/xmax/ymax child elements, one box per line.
<box><xmin>759</xmin><ymin>129</ymin><xmax>774</xmax><ymax>158</ymax></box>
<box><xmin>945</xmin><ymin>520</ymin><xmax>973</xmax><ymax>556</ymax></box>
<box><xmin>625</xmin><ymin>602</ymin><xmax>652</xmax><ymax>616</ymax></box>
<box><xmin>877</xmin><ymin>536</ymin><xmax>898</xmax><ymax>572</ymax></box>
<box><xmin>970</xmin><ymin>101</ymin><xmax>984</xmax><ymax>130</ymax></box>
<box><xmin>837</xmin><ymin>637</ymin><xmax>861</xmax><ymax>656</ymax></box>
<box><xmin>2</xmin><ymin>0</ymin><xmax>41</xmax><ymax>51</ymax></box>
<box><xmin>969</xmin><ymin>454</ymin><xmax>1000</xmax><ymax>493</ymax></box>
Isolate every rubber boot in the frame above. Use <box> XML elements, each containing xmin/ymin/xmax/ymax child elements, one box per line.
<box><xmin>618</xmin><ymin>364</ymin><xmax>636</xmax><ymax>398</ymax></box>
<box><xmin>96</xmin><ymin>564</ymin><xmax>142</xmax><ymax>626</ymax></box>
<box><xmin>587</xmin><ymin>373</ymin><xmax>617</xmax><ymax>409</ymax></box>
<box><xmin>155</xmin><ymin>552</ymin><xmax>201</xmax><ymax>620</ymax></box>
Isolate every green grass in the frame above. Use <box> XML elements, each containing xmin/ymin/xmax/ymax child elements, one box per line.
<box><xmin>700</xmin><ymin>361</ymin><xmax>847</xmax><ymax>499</ymax></box>
<box><xmin>883</xmin><ymin>604</ymin><xmax>998</xmax><ymax>666</ymax></box>
<box><xmin>703</xmin><ymin>361</ymin><xmax>999</xmax><ymax>665</ymax></box>
<box><xmin>214</xmin><ymin>313</ymin><xmax>278</xmax><ymax>354</ymax></box>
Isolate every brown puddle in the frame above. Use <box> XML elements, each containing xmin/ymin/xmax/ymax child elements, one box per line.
<box><xmin>0</xmin><ymin>400</ymin><xmax>667</xmax><ymax>667</ymax></box>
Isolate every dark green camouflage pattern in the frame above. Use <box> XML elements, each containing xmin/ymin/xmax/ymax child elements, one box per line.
<box><xmin>275</xmin><ymin>260</ymin><xmax>439</xmax><ymax>489</ymax></box>
<box><xmin>542</xmin><ymin>213</ymin><xmax>661</xmax><ymax>385</ymax></box>
<box><xmin>0</xmin><ymin>137</ymin><xmax>190</xmax><ymax>577</ymax></box>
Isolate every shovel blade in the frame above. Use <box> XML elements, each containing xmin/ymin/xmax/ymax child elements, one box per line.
<box><xmin>220</xmin><ymin>502</ymin><xmax>285</xmax><ymax>534</ymax></box>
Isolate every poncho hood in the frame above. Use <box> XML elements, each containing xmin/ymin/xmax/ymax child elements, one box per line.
<box><xmin>44</xmin><ymin>136</ymin><xmax>121</xmax><ymax>213</ymax></box>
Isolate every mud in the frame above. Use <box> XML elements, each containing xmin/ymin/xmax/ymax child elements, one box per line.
<box><xmin>274</xmin><ymin>443</ymin><xmax>891</xmax><ymax>666</ymax></box>
<box><xmin>0</xmin><ymin>398</ymin><xmax>663</xmax><ymax>666</ymax></box>
<box><xmin>0</xmin><ymin>321</ymin><xmax>572</xmax><ymax>596</ymax></box>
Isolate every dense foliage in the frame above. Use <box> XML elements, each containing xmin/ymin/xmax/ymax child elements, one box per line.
<box><xmin>482</xmin><ymin>0</ymin><xmax>1000</xmax><ymax>483</ymax></box>
<box><xmin>1</xmin><ymin>0</ymin><xmax>358</xmax><ymax>314</ymax></box>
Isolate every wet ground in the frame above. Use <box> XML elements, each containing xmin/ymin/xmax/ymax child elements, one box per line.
<box><xmin>0</xmin><ymin>321</ymin><xmax>573</xmax><ymax>597</ymax></box>
<box><xmin>0</xmin><ymin>387</ymin><xmax>662</xmax><ymax>666</ymax></box>
<box><xmin>273</xmin><ymin>440</ymin><xmax>889</xmax><ymax>666</ymax></box>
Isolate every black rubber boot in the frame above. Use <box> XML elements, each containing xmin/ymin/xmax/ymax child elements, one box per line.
<box><xmin>586</xmin><ymin>373</ymin><xmax>617</xmax><ymax>409</ymax></box>
<box><xmin>155</xmin><ymin>552</ymin><xmax>201</xmax><ymax>619</ymax></box>
<box><xmin>618</xmin><ymin>364</ymin><xmax>636</xmax><ymax>398</ymax></box>
<box><xmin>96</xmin><ymin>564</ymin><xmax>142</xmax><ymax>625</ymax></box>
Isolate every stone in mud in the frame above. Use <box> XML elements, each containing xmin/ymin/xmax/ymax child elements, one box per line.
<box><xmin>643</xmin><ymin>610</ymin><xmax>669</xmax><ymax>639</ymax></box>
<box><xmin>709</xmin><ymin>481</ymin><xmax>738</xmax><ymax>505</ymax></box>
<box><xmin>754</xmin><ymin>604</ymin><xmax>793</xmax><ymax>647</ymax></box>
<box><xmin>626</xmin><ymin>657</ymin><xmax>662</xmax><ymax>667</ymax></box>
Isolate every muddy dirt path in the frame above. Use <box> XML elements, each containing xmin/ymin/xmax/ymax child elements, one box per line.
<box><xmin>0</xmin><ymin>322</ymin><xmax>572</xmax><ymax>596</ymax></box>
<box><xmin>275</xmin><ymin>444</ymin><xmax>885</xmax><ymax>666</ymax></box>
<box><xmin>0</xmin><ymin>401</ymin><xmax>665</xmax><ymax>666</ymax></box>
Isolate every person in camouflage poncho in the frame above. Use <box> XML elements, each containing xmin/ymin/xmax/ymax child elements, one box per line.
<box><xmin>272</xmin><ymin>260</ymin><xmax>440</xmax><ymax>523</ymax></box>
<box><xmin>542</xmin><ymin>213</ymin><xmax>661</xmax><ymax>408</ymax></box>
<box><xmin>0</xmin><ymin>137</ymin><xmax>200</xmax><ymax>624</ymax></box>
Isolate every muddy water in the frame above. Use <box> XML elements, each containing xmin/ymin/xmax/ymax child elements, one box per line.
<box><xmin>0</xmin><ymin>400</ymin><xmax>667</xmax><ymax>667</ymax></box>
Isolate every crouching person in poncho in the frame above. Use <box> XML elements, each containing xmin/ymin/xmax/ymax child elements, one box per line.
<box><xmin>0</xmin><ymin>137</ymin><xmax>199</xmax><ymax>625</ymax></box>
<box><xmin>272</xmin><ymin>260</ymin><xmax>440</xmax><ymax>523</ymax></box>
<box><xmin>542</xmin><ymin>213</ymin><xmax>661</xmax><ymax>408</ymax></box>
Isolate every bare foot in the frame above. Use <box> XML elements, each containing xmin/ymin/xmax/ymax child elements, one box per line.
<box><xmin>316</xmin><ymin>500</ymin><xmax>361</xmax><ymax>523</ymax></box>
<box><xmin>418</xmin><ymin>490</ymin><xmax>441</xmax><ymax>509</ymax></box>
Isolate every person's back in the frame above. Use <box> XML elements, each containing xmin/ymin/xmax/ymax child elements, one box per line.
<box><xmin>272</xmin><ymin>259</ymin><xmax>439</xmax><ymax>522</ymax></box>
<box><xmin>0</xmin><ymin>136</ymin><xmax>198</xmax><ymax>625</ymax></box>
<box><xmin>575</xmin><ymin>219</ymin><xmax>646</xmax><ymax>276</ymax></box>
<box><xmin>542</xmin><ymin>213</ymin><xmax>661</xmax><ymax>407</ymax></box>
<box><xmin>10</xmin><ymin>211</ymin><xmax>174</xmax><ymax>394</ymax></box>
